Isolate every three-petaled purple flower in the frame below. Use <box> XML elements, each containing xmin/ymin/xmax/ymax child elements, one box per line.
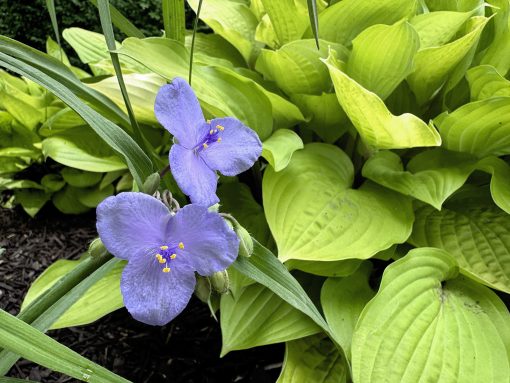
<box><xmin>154</xmin><ymin>77</ymin><xmax>262</xmax><ymax>207</ymax></box>
<box><xmin>96</xmin><ymin>192</ymin><xmax>239</xmax><ymax>325</ymax></box>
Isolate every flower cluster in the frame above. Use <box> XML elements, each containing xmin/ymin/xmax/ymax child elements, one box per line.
<box><xmin>97</xmin><ymin>77</ymin><xmax>261</xmax><ymax>325</ymax></box>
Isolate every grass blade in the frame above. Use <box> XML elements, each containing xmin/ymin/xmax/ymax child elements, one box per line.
<box><xmin>306</xmin><ymin>0</ymin><xmax>320</xmax><ymax>49</ymax></box>
<box><xmin>89</xmin><ymin>0</ymin><xmax>145</xmax><ymax>38</ymax></box>
<box><xmin>45</xmin><ymin>0</ymin><xmax>62</xmax><ymax>61</ymax></box>
<box><xmin>189</xmin><ymin>0</ymin><xmax>203</xmax><ymax>85</ymax></box>
<box><xmin>163</xmin><ymin>0</ymin><xmax>185</xmax><ymax>42</ymax></box>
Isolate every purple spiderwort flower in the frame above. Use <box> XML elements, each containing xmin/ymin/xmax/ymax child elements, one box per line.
<box><xmin>154</xmin><ymin>77</ymin><xmax>262</xmax><ymax>207</ymax></box>
<box><xmin>96</xmin><ymin>192</ymin><xmax>239</xmax><ymax>325</ymax></box>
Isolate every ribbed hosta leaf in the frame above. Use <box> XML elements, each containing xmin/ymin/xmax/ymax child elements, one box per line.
<box><xmin>317</xmin><ymin>0</ymin><xmax>418</xmax><ymax>46</ymax></box>
<box><xmin>436</xmin><ymin>97</ymin><xmax>510</xmax><ymax>157</ymax></box>
<box><xmin>466</xmin><ymin>65</ymin><xmax>510</xmax><ymax>101</ymax></box>
<box><xmin>352</xmin><ymin>248</ymin><xmax>510</xmax><ymax>383</ymax></box>
<box><xmin>346</xmin><ymin>20</ymin><xmax>419</xmax><ymax>99</ymax></box>
<box><xmin>277</xmin><ymin>334</ymin><xmax>348</xmax><ymax>383</ymax></box>
<box><xmin>323</xmin><ymin>53</ymin><xmax>441</xmax><ymax>149</ymax></box>
<box><xmin>407</xmin><ymin>16</ymin><xmax>488</xmax><ymax>105</ymax></box>
<box><xmin>263</xmin><ymin>143</ymin><xmax>413</xmax><ymax>262</ymax></box>
<box><xmin>480</xmin><ymin>0</ymin><xmax>510</xmax><ymax>76</ymax></box>
<box><xmin>262</xmin><ymin>129</ymin><xmax>303</xmax><ymax>172</ymax></box>
<box><xmin>220</xmin><ymin>283</ymin><xmax>320</xmax><ymax>355</ymax></box>
<box><xmin>362</xmin><ymin>149</ymin><xmax>510</xmax><ymax>212</ymax></box>
<box><xmin>409</xmin><ymin>196</ymin><xmax>510</xmax><ymax>293</ymax></box>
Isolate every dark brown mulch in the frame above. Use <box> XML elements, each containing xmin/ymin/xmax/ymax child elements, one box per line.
<box><xmin>0</xmin><ymin>205</ymin><xmax>283</xmax><ymax>383</ymax></box>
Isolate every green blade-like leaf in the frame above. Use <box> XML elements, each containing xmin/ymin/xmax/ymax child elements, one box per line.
<box><xmin>45</xmin><ymin>0</ymin><xmax>62</xmax><ymax>58</ymax></box>
<box><xmin>277</xmin><ymin>334</ymin><xmax>348</xmax><ymax>383</ymax></box>
<box><xmin>352</xmin><ymin>248</ymin><xmax>510</xmax><ymax>383</ymax></box>
<box><xmin>321</xmin><ymin>263</ymin><xmax>375</xmax><ymax>359</ymax></box>
<box><xmin>346</xmin><ymin>20</ymin><xmax>420</xmax><ymax>100</ymax></box>
<box><xmin>89</xmin><ymin>0</ymin><xmax>145</xmax><ymax>38</ymax></box>
<box><xmin>263</xmin><ymin>143</ymin><xmax>414</xmax><ymax>262</ymax></box>
<box><xmin>323</xmin><ymin>53</ymin><xmax>441</xmax><ymax>149</ymax></box>
<box><xmin>436</xmin><ymin>96</ymin><xmax>510</xmax><ymax>158</ymax></box>
<box><xmin>409</xmin><ymin>193</ymin><xmax>510</xmax><ymax>294</ymax></box>
<box><xmin>220</xmin><ymin>282</ymin><xmax>320</xmax><ymax>355</ymax></box>
<box><xmin>232</xmin><ymin>240</ymin><xmax>333</xmax><ymax>339</ymax></box>
<box><xmin>407</xmin><ymin>16</ymin><xmax>489</xmax><ymax>105</ymax></box>
<box><xmin>306</xmin><ymin>0</ymin><xmax>320</xmax><ymax>49</ymax></box>
<box><xmin>262</xmin><ymin>129</ymin><xmax>303</xmax><ymax>172</ymax></box>
<box><xmin>163</xmin><ymin>0</ymin><xmax>185</xmax><ymax>42</ymax></box>
<box><xmin>0</xmin><ymin>52</ymin><xmax>152</xmax><ymax>186</ymax></box>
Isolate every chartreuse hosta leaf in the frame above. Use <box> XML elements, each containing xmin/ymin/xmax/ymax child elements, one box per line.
<box><xmin>291</xmin><ymin>93</ymin><xmax>348</xmax><ymax>143</ymax></box>
<box><xmin>323</xmin><ymin>53</ymin><xmax>441</xmax><ymax>149</ymax></box>
<box><xmin>321</xmin><ymin>263</ymin><xmax>374</xmax><ymax>359</ymax></box>
<box><xmin>256</xmin><ymin>39</ymin><xmax>348</xmax><ymax>95</ymax></box>
<box><xmin>262</xmin><ymin>129</ymin><xmax>303</xmax><ymax>172</ymax></box>
<box><xmin>62</xmin><ymin>27</ymin><xmax>116</xmax><ymax>64</ymax></box>
<box><xmin>436</xmin><ymin>97</ymin><xmax>510</xmax><ymax>157</ymax></box>
<box><xmin>220</xmin><ymin>282</ymin><xmax>320</xmax><ymax>355</ymax></box>
<box><xmin>87</xmin><ymin>73</ymin><xmax>166</xmax><ymax>124</ymax></box>
<box><xmin>410</xmin><ymin>9</ymin><xmax>475</xmax><ymax>49</ymax></box>
<box><xmin>480</xmin><ymin>0</ymin><xmax>510</xmax><ymax>76</ymax></box>
<box><xmin>277</xmin><ymin>334</ymin><xmax>348</xmax><ymax>383</ymax></box>
<box><xmin>318</xmin><ymin>0</ymin><xmax>418</xmax><ymax>46</ymax></box>
<box><xmin>409</xmin><ymin>191</ymin><xmax>510</xmax><ymax>294</ymax></box>
<box><xmin>362</xmin><ymin>149</ymin><xmax>510</xmax><ymax>212</ymax></box>
<box><xmin>188</xmin><ymin>0</ymin><xmax>261</xmax><ymax>65</ymax></box>
<box><xmin>466</xmin><ymin>65</ymin><xmax>510</xmax><ymax>101</ymax></box>
<box><xmin>346</xmin><ymin>20</ymin><xmax>419</xmax><ymax>100</ymax></box>
<box><xmin>407</xmin><ymin>16</ymin><xmax>489</xmax><ymax>105</ymax></box>
<box><xmin>425</xmin><ymin>0</ymin><xmax>484</xmax><ymax>12</ymax></box>
<box><xmin>263</xmin><ymin>143</ymin><xmax>413</xmax><ymax>262</ymax></box>
<box><xmin>352</xmin><ymin>248</ymin><xmax>510</xmax><ymax>383</ymax></box>
<box><xmin>22</xmin><ymin>257</ymin><xmax>124</xmax><ymax>329</ymax></box>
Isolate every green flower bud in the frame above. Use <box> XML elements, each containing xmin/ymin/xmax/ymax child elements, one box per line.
<box><xmin>235</xmin><ymin>225</ymin><xmax>253</xmax><ymax>258</ymax></box>
<box><xmin>88</xmin><ymin>238</ymin><xmax>107</xmax><ymax>258</ymax></box>
<box><xmin>194</xmin><ymin>275</ymin><xmax>211</xmax><ymax>303</ymax></box>
<box><xmin>209</xmin><ymin>270</ymin><xmax>230</xmax><ymax>294</ymax></box>
<box><xmin>142</xmin><ymin>172</ymin><xmax>161</xmax><ymax>195</ymax></box>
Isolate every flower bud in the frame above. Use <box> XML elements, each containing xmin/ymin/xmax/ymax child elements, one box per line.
<box><xmin>88</xmin><ymin>238</ymin><xmax>107</xmax><ymax>258</ymax></box>
<box><xmin>209</xmin><ymin>270</ymin><xmax>230</xmax><ymax>294</ymax></box>
<box><xmin>142</xmin><ymin>172</ymin><xmax>161</xmax><ymax>195</ymax></box>
<box><xmin>235</xmin><ymin>225</ymin><xmax>253</xmax><ymax>258</ymax></box>
<box><xmin>194</xmin><ymin>275</ymin><xmax>211</xmax><ymax>303</ymax></box>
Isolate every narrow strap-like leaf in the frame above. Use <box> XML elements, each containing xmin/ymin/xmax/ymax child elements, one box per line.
<box><xmin>189</xmin><ymin>0</ymin><xmax>204</xmax><ymax>85</ymax></box>
<box><xmin>45</xmin><ymin>0</ymin><xmax>62</xmax><ymax>60</ymax></box>
<box><xmin>163</xmin><ymin>0</ymin><xmax>185</xmax><ymax>42</ymax></box>
<box><xmin>89</xmin><ymin>0</ymin><xmax>145</xmax><ymax>38</ymax></box>
<box><xmin>0</xmin><ymin>51</ymin><xmax>153</xmax><ymax>186</ymax></box>
<box><xmin>0</xmin><ymin>306</ymin><xmax>130</xmax><ymax>382</ymax></box>
<box><xmin>306</xmin><ymin>0</ymin><xmax>320</xmax><ymax>49</ymax></box>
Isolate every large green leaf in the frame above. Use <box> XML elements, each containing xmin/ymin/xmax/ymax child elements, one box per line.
<box><xmin>347</xmin><ymin>20</ymin><xmax>419</xmax><ymax>100</ymax></box>
<box><xmin>480</xmin><ymin>0</ymin><xmax>510</xmax><ymax>76</ymax></box>
<box><xmin>323</xmin><ymin>53</ymin><xmax>441</xmax><ymax>150</ymax></box>
<box><xmin>317</xmin><ymin>0</ymin><xmax>418</xmax><ymax>46</ymax></box>
<box><xmin>352</xmin><ymin>248</ymin><xmax>510</xmax><ymax>383</ymax></box>
<box><xmin>256</xmin><ymin>39</ymin><xmax>347</xmax><ymax>96</ymax></box>
<box><xmin>87</xmin><ymin>73</ymin><xmax>166</xmax><ymax>124</ymax></box>
<box><xmin>291</xmin><ymin>93</ymin><xmax>347</xmax><ymax>143</ymax></box>
<box><xmin>14</xmin><ymin>189</ymin><xmax>51</xmax><ymax>217</ymax></box>
<box><xmin>262</xmin><ymin>129</ymin><xmax>303</xmax><ymax>172</ymax></box>
<box><xmin>62</xmin><ymin>27</ymin><xmax>116</xmax><ymax>64</ymax></box>
<box><xmin>22</xmin><ymin>257</ymin><xmax>124</xmax><ymax>329</ymax></box>
<box><xmin>184</xmin><ymin>32</ymin><xmax>246</xmax><ymax>68</ymax></box>
<box><xmin>362</xmin><ymin>149</ymin><xmax>510</xmax><ymax>211</ymax></box>
<box><xmin>277</xmin><ymin>334</ymin><xmax>348</xmax><ymax>383</ymax></box>
<box><xmin>321</xmin><ymin>264</ymin><xmax>374</xmax><ymax>359</ymax></box>
<box><xmin>407</xmin><ymin>16</ymin><xmax>488</xmax><ymax>105</ymax></box>
<box><xmin>187</xmin><ymin>0</ymin><xmax>261</xmax><ymax>65</ymax></box>
<box><xmin>52</xmin><ymin>186</ymin><xmax>91</xmax><ymax>214</ymax></box>
<box><xmin>42</xmin><ymin>127</ymin><xmax>127</xmax><ymax>172</ymax></box>
<box><xmin>220</xmin><ymin>282</ymin><xmax>320</xmax><ymax>355</ymax></box>
<box><xmin>410</xmin><ymin>192</ymin><xmax>510</xmax><ymax>294</ymax></box>
<box><xmin>410</xmin><ymin>9</ymin><xmax>475</xmax><ymax>49</ymax></box>
<box><xmin>263</xmin><ymin>143</ymin><xmax>413</xmax><ymax>262</ymax></box>
<box><xmin>425</xmin><ymin>0</ymin><xmax>484</xmax><ymax>12</ymax></box>
<box><xmin>436</xmin><ymin>97</ymin><xmax>510</xmax><ymax>157</ymax></box>
<box><xmin>466</xmin><ymin>64</ymin><xmax>510</xmax><ymax>101</ymax></box>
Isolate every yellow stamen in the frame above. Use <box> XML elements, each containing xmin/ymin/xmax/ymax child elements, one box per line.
<box><xmin>170</xmin><ymin>254</ymin><xmax>177</xmax><ymax>259</ymax></box>
<box><xmin>156</xmin><ymin>253</ymin><xmax>162</xmax><ymax>258</ymax></box>
<box><xmin>209</xmin><ymin>129</ymin><xmax>214</xmax><ymax>135</ymax></box>
<box><xmin>217</xmin><ymin>137</ymin><xmax>222</xmax><ymax>143</ymax></box>
<box><xmin>158</xmin><ymin>258</ymin><xmax>166</xmax><ymax>264</ymax></box>
<box><xmin>202</xmin><ymin>143</ymin><xmax>208</xmax><ymax>149</ymax></box>
<box><xmin>162</xmin><ymin>267</ymin><xmax>171</xmax><ymax>273</ymax></box>
<box><xmin>217</xmin><ymin>125</ymin><xmax>224</xmax><ymax>131</ymax></box>
<box><xmin>160</xmin><ymin>245</ymin><xmax>168</xmax><ymax>250</ymax></box>
<box><xmin>178</xmin><ymin>242</ymin><xmax>185</xmax><ymax>249</ymax></box>
<box><xmin>206</xmin><ymin>119</ymin><xmax>211</xmax><ymax>124</ymax></box>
